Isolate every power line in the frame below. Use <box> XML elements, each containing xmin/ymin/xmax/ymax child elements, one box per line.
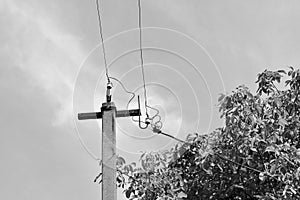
<box><xmin>108</xmin><ymin>77</ymin><xmax>146</xmax><ymax>126</ymax></box>
<box><xmin>95</xmin><ymin>0</ymin><xmax>110</xmax><ymax>84</ymax></box>
<box><xmin>153</xmin><ymin>129</ymin><xmax>281</xmax><ymax>179</ymax></box>
<box><xmin>92</xmin><ymin>0</ymin><xmax>164</xmax><ymax>130</ymax></box>
<box><xmin>137</xmin><ymin>0</ymin><xmax>149</xmax><ymax>117</ymax></box>
<box><xmin>88</xmin><ymin>0</ymin><xmax>274</xmax><ymax>186</ymax></box>
<box><xmin>137</xmin><ymin>0</ymin><xmax>163</xmax><ymax>130</ymax></box>
<box><xmin>107</xmin><ymin>76</ymin><xmax>151</xmax><ymax>127</ymax></box>
<box><xmin>157</xmin><ymin>130</ymin><xmax>186</xmax><ymax>144</ymax></box>
<box><xmin>74</xmin><ymin>0</ymin><xmax>117</xmax><ymax>163</ymax></box>
<box><xmin>108</xmin><ymin>77</ymin><xmax>136</xmax><ymax>109</ymax></box>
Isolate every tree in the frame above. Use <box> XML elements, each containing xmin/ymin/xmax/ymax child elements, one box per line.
<box><xmin>117</xmin><ymin>67</ymin><xmax>300</xmax><ymax>200</ymax></box>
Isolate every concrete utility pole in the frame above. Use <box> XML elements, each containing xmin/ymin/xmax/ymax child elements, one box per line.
<box><xmin>78</xmin><ymin>85</ymin><xmax>140</xmax><ymax>200</ymax></box>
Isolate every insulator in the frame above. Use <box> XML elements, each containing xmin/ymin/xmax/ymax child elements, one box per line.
<box><xmin>107</xmin><ymin>82</ymin><xmax>113</xmax><ymax>89</ymax></box>
<box><xmin>145</xmin><ymin>118</ymin><xmax>151</xmax><ymax>125</ymax></box>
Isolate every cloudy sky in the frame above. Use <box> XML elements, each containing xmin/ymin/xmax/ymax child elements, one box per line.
<box><xmin>1</xmin><ymin>0</ymin><xmax>300</xmax><ymax>199</ymax></box>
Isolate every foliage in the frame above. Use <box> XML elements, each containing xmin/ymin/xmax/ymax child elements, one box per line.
<box><xmin>117</xmin><ymin>67</ymin><xmax>300</xmax><ymax>200</ymax></box>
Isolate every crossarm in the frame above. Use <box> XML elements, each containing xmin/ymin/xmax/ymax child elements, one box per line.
<box><xmin>116</xmin><ymin>109</ymin><xmax>140</xmax><ymax>118</ymax></box>
<box><xmin>78</xmin><ymin>112</ymin><xmax>102</xmax><ymax>120</ymax></box>
<box><xmin>78</xmin><ymin>109</ymin><xmax>140</xmax><ymax>120</ymax></box>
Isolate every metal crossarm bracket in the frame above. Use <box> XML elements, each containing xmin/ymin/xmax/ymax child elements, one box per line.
<box><xmin>78</xmin><ymin>109</ymin><xmax>140</xmax><ymax>120</ymax></box>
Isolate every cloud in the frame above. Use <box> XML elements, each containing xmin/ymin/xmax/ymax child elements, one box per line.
<box><xmin>1</xmin><ymin>0</ymin><xmax>88</xmax><ymax>126</ymax></box>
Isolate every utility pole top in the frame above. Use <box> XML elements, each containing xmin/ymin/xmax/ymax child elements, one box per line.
<box><xmin>77</xmin><ymin>88</ymin><xmax>140</xmax><ymax>200</ymax></box>
<box><xmin>101</xmin><ymin>102</ymin><xmax>115</xmax><ymax>110</ymax></box>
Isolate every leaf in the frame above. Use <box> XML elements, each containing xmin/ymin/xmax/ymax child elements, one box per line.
<box><xmin>274</xmin><ymin>98</ymin><xmax>282</xmax><ymax>107</ymax></box>
<box><xmin>217</xmin><ymin>164</ymin><xmax>223</xmax><ymax>172</ymax></box>
<box><xmin>117</xmin><ymin>156</ymin><xmax>126</xmax><ymax>166</ymax></box>
<box><xmin>139</xmin><ymin>152</ymin><xmax>146</xmax><ymax>161</ymax></box>
<box><xmin>125</xmin><ymin>189</ymin><xmax>132</xmax><ymax>198</ymax></box>
<box><xmin>270</xmin><ymin>164</ymin><xmax>277</xmax><ymax>173</ymax></box>
<box><xmin>256</xmin><ymin>118</ymin><xmax>263</xmax><ymax>125</ymax></box>
<box><xmin>277</xmin><ymin>70</ymin><xmax>286</xmax><ymax>74</ymax></box>
<box><xmin>296</xmin><ymin>167</ymin><xmax>300</xmax><ymax>180</ymax></box>
<box><xmin>278</xmin><ymin>118</ymin><xmax>288</xmax><ymax>127</ymax></box>
<box><xmin>124</xmin><ymin>165</ymin><xmax>129</xmax><ymax>172</ymax></box>
<box><xmin>265</xmin><ymin>146</ymin><xmax>276</xmax><ymax>153</ymax></box>
<box><xmin>131</xmin><ymin>162</ymin><xmax>136</xmax><ymax>167</ymax></box>
<box><xmin>297</xmin><ymin>149</ymin><xmax>300</xmax><ymax>157</ymax></box>
<box><xmin>233</xmin><ymin>185</ymin><xmax>244</xmax><ymax>189</ymax></box>
<box><xmin>259</xmin><ymin>172</ymin><xmax>265</xmax><ymax>181</ymax></box>
<box><xmin>177</xmin><ymin>191</ymin><xmax>187</xmax><ymax>198</ymax></box>
<box><xmin>240</xmin><ymin>167</ymin><xmax>247</xmax><ymax>173</ymax></box>
<box><xmin>276</xmin><ymin>77</ymin><xmax>280</xmax><ymax>83</ymax></box>
<box><xmin>117</xmin><ymin>176</ymin><xmax>122</xmax><ymax>183</ymax></box>
<box><xmin>283</xmin><ymin>185</ymin><xmax>288</xmax><ymax>196</ymax></box>
<box><xmin>128</xmin><ymin>165</ymin><xmax>133</xmax><ymax>173</ymax></box>
<box><xmin>218</xmin><ymin>93</ymin><xmax>226</xmax><ymax>102</ymax></box>
<box><xmin>290</xmin><ymin>187</ymin><xmax>297</xmax><ymax>194</ymax></box>
<box><xmin>203</xmin><ymin>168</ymin><xmax>213</xmax><ymax>175</ymax></box>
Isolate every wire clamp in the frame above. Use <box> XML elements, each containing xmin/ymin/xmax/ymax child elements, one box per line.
<box><xmin>137</xmin><ymin>96</ymin><xmax>149</xmax><ymax>129</ymax></box>
<box><xmin>152</xmin><ymin>126</ymin><xmax>161</xmax><ymax>134</ymax></box>
<box><xmin>145</xmin><ymin>117</ymin><xmax>151</xmax><ymax>125</ymax></box>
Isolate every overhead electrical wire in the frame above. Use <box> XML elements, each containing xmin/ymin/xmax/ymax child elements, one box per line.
<box><xmin>96</xmin><ymin>0</ymin><xmax>110</xmax><ymax>84</ymax></box>
<box><xmin>96</xmin><ymin>0</ymin><xmax>164</xmax><ymax>132</ymax></box>
<box><xmin>152</xmin><ymin>130</ymin><xmax>275</xmax><ymax>177</ymax></box>
<box><xmin>75</xmin><ymin>0</ymin><xmax>112</xmax><ymax>163</ymax></box>
<box><xmin>108</xmin><ymin>77</ymin><xmax>136</xmax><ymax>109</ymax></box>
<box><xmin>84</xmin><ymin>1</ymin><xmax>270</xmax><ymax>183</ymax></box>
<box><xmin>137</xmin><ymin>0</ymin><xmax>149</xmax><ymax>117</ymax></box>
<box><xmin>153</xmin><ymin>128</ymin><xmax>186</xmax><ymax>144</ymax></box>
<box><xmin>77</xmin><ymin>0</ymin><xmax>164</xmax><ymax>163</ymax></box>
<box><xmin>137</xmin><ymin>0</ymin><xmax>163</xmax><ymax>129</ymax></box>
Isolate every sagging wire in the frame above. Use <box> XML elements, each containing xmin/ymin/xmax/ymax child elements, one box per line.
<box><xmin>151</xmin><ymin>129</ymin><xmax>281</xmax><ymax>180</ymax></box>
<box><xmin>131</xmin><ymin>103</ymin><xmax>162</xmax><ymax>128</ymax></box>
<box><xmin>96</xmin><ymin>0</ymin><xmax>162</xmax><ymax>129</ymax></box>
<box><xmin>152</xmin><ymin>127</ymin><xmax>186</xmax><ymax>144</ymax></box>
<box><xmin>94</xmin><ymin>0</ymin><xmax>162</xmax><ymax>127</ymax></box>
<box><xmin>107</xmin><ymin>78</ymin><xmax>158</xmax><ymax>128</ymax></box>
<box><xmin>149</xmin><ymin>109</ymin><xmax>162</xmax><ymax>128</ymax></box>
<box><xmin>108</xmin><ymin>77</ymin><xmax>136</xmax><ymax>109</ymax></box>
<box><xmin>136</xmin><ymin>0</ymin><xmax>163</xmax><ymax>129</ymax></box>
<box><xmin>137</xmin><ymin>0</ymin><xmax>149</xmax><ymax>119</ymax></box>
<box><xmin>95</xmin><ymin>0</ymin><xmax>111</xmax><ymax>85</ymax></box>
<box><xmin>76</xmin><ymin>0</ymin><xmax>113</xmax><ymax>168</ymax></box>
<box><xmin>135</xmin><ymin>96</ymin><xmax>163</xmax><ymax>130</ymax></box>
<box><xmin>92</xmin><ymin>0</ymin><xmax>272</xmax><ymax>183</ymax></box>
<box><xmin>109</xmin><ymin>78</ymin><xmax>163</xmax><ymax>129</ymax></box>
<box><xmin>74</xmin><ymin>0</ymin><xmax>110</xmax><ymax>162</ymax></box>
<box><xmin>107</xmin><ymin>76</ymin><xmax>157</xmax><ymax>128</ymax></box>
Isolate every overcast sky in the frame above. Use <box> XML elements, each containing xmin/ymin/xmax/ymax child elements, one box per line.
<box><xmin>1</xmin><ymin>0</ymin><xmax>300</xmax><ymax>199</ymax></box>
